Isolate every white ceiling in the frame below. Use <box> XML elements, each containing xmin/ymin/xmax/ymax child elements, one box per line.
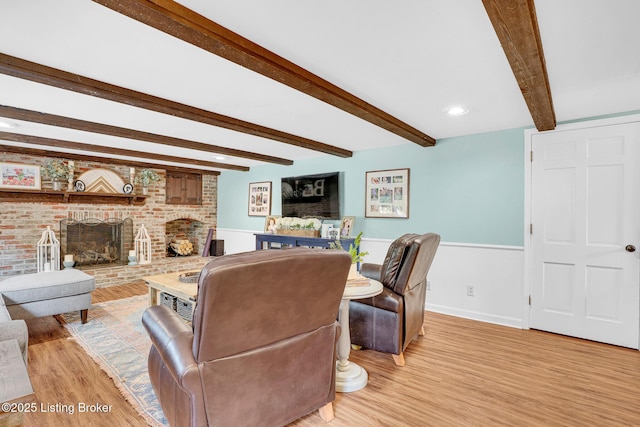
<box><xmin>1</xmin><ymin>0</ymin><xmax>639</xmax><ymax>172</ymax></box>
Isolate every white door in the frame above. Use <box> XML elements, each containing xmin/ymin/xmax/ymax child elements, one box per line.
<box><xmin>530</xmin><ymin>122</ymin><xmax>640</xmax><ymax>349</ymax></box>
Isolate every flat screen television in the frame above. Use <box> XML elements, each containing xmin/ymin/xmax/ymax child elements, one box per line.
<box><xmin>281</xmin><ymin>172</ymin><xmax>340</xmax><ymax>219</ymax></box>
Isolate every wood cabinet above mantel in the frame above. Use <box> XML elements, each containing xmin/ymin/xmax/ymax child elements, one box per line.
<box><xmin>166</xmin><ymin>171</ymin><xmax>202</xmax><ymax>205</ymax></box>
<box><xmin>0</xmin><ymin>188</ymin><xmax>147</xmax><ymax>205</ymax></box>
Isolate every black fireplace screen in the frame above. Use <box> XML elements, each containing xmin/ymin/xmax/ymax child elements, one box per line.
<box><xmin>60</xmin><ymin>218</ymin><xmax>133</xmax><ymax>268</ymax></box>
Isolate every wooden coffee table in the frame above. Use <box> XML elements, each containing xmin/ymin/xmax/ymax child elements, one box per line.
<box><xmin>143</xmin><ymin>271</ymin><xmax>199</xmax><ymax>308</ymax></box>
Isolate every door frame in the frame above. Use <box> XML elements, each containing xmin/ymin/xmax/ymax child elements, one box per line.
<box><xmin>523</xmin><ymin>113</ymin><xmax>640</xmax><ymax>338</ymax></box>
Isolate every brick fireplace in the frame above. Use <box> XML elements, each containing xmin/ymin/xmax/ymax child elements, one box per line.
<box><xmin>0</xmin><ymin>152</ymin><xmax>218</xmax><ymax>287</ymax></box>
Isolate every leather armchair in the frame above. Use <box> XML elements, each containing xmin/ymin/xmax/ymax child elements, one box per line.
<box><xmin>349</xmin><ymin>233</ymin><xmax>440</xmax><ymax>366</ymax></box>
<box><xmin>142</xmin><ymin>248</ymin><xmax>352</xmax><ymax>427</ymax></box>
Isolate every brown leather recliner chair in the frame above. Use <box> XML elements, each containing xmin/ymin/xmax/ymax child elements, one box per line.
<box><xmin>349</xmin><ymin>233</ymin><xmax>440</xmax><ymax>366</ymax></box>
<box><xmin>142</xmin><ymin>248</ymin><xmax>351</xmax><ymax>427</ymax></box>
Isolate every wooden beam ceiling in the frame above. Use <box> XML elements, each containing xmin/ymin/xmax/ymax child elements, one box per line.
<box><xmin>0</xmin><ymin>143</ymin><xmax>220</xmax><ymax>176</ymax></box>
<box><xmin>0</xmin><ymin>53</ymin><xmax>352</xmax><ymax>158</ymax></box>
<box><xmin>0</xmin><ymin>131</ymin><xmax>245</xmax><ymax>172</ymax></box>
<box><xmin>482</xmin><ymin>0</ymin><xmax>556</xmax><ymax>131</ymax></box>
<box><xmin>0</xmin><ymin>105</ymin><xmax>290</xmax><ymax>167</ymax></box>
<box><xmin>92</xmin><ymin>0</ymin><xmax>436</xmax><ymax>147</ymax></box>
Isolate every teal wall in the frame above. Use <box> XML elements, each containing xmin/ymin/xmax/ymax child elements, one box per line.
<box><xmin>218</xmin><ymin>127</ymin><xmax>526</xmax><ymax>246</ymax></box>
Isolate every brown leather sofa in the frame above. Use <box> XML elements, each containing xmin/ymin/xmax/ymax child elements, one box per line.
<box><xmin>142</xmin><ymin>248</ymin><xmax>351</xmax><ymax>427</ymax></box>
<box><xmin>349</xmin><ymin>233</ymin><xmax>440</xmax><ymax>366</ymax></box>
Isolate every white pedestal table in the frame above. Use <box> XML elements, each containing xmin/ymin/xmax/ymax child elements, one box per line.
<box><xmin>336</xmin><ymin>278</ymin><xmax>383</xmax><ymax>393</ymax></box>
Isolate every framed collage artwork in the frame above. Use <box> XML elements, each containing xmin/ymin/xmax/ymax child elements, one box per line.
<box><xmin>365</xmin><ymin>168</ymin><xmax>409</xmax><ymax>218</ymax></box>
<box><xmin>248</xmin><ymin>181</ymin><xmax>272</xmax><ymax>216</ymax></box>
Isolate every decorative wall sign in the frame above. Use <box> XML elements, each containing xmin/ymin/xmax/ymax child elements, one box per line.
<box><xmin>76</xmin><ymin>168</ymin><xmax>126</xmax><ymax>193</ymax></box>
<box><xmin>0</xmin><ymin>163</ymin><xmax>41</xmax><ymax>190</ymax></box>
<box><xmin>365</xmin><ymin>168</ymin><xmax>410</xmax><ymax>218</ymax></box>
<box><xmin>248</xmin><ymin>181</ymin><xmax>272</xmax><ymax>216</ymax></box>
<box><xmin>281</xmin><ymin>172</ymin><xmax>340</xmax><ymax>219</ymax></box>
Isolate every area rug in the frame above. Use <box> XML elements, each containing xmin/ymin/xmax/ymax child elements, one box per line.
<box><xmin>60</xmin><ymin>295</ymin><xmax>168</xmax><ymax>427</ymax></box>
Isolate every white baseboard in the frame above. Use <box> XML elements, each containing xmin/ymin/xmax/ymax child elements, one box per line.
<box><xmin>426</xmin><ymin>304</ymin><xmax>523</xmax><ymax>329</ymax></box>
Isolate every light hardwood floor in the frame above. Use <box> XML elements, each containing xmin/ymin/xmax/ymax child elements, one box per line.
<box><xmin>20</xmin><ymin>282</ymin><xmax>640</xmax><ymax>426</ymax></box>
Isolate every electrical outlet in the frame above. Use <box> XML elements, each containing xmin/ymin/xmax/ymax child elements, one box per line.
<box><xmin>466</xmin><ymin>285</ymin><xmax>475</xmax><ymax>297</ymax></box>
<box><xmin>426</xmin><ymin>281</ymin><xmax>431</xmax><ymax>291</ymax></box>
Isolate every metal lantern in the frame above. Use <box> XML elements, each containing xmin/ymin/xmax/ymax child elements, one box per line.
<box><xmin>37</xmin><ymin>226</ymin><xmax>60</xmax><ymax>272</ymax></box>
<box><xmin>135</xmin><ymin>224</ymin><xmax>152</xmax><ymax>265</ymax></box>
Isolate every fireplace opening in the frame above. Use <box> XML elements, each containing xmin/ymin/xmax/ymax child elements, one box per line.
<box><xmin>165</xmin><ymin>218</ymin><xmax>204</xmax><ymax>257</ymax></box>
<box><xmin>60</xmin><ymin>218</ymin><xmax>133</xmax><ymax>268</ymax></box>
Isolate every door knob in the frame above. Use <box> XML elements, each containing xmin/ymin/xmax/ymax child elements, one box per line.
<box><xmin>625</xmin><ymin>245</ymin><xmax>636</xmax><ymax>253</ymax></box>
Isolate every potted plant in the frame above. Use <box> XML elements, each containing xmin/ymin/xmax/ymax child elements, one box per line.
<box><xmin>134</xmin><ymin>168</ymin><xmax>160</xmax><ymax>194</ymax></box>
<box><xmin>275</xmin><ymin>217</ymin><xmax>322</xmax><ymax>237</ymax></box>
<box><xmin>42</xmin><ymin>159</ymin><xmax>70</xmax><ymax>191</ymax></box>
<box><xmin>331</xmin><ymin>231</ymin><xmax>369</xmax><ymax>279</ymax></box>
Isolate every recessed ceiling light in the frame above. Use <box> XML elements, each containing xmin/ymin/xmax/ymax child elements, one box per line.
<box><xmin>0</xmin><ymin>120</ymin><xmax>17</xmax><ymax>129</ymax></box>
<box><xmin>444</xmin><ymin>105</ymin><xmax>469</xmax><ymax>117</ymax></box>
<box><xmin>214</xmin><ymin>156</ymin><xmax>225</xmax><ymax>160</ymax></box>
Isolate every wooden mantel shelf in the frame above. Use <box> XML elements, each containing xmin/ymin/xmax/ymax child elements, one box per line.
<box><xmin>0</xmin><ymin>188</ymin><xmax>147</xmax><ymax>205</ymax></box>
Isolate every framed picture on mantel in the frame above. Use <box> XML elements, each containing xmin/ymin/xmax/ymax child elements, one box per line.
<box><xmin>365</xmin><ymin>168</ymin><xmax>409</xmax><ymax>218</ymax></box>
<box><xmin>248</xmin><ymin>181</ymin><xmax>272</xmax><ymax>216</ymax></box>
<box><xmin>0</xmin><ymin>163</ymin><xmax>41</xmax><ymax>190</ymax></box>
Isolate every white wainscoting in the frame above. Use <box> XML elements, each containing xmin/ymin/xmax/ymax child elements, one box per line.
<box><xmin>216</xmin><ymin>229</ymin><xmax>525</xmax><ymax>329</ymax></box>
<box><xmin>426</xmin><ymin>242</ymin><xmax>525</xmax><ymax>329</ymax></box>
<box><xmin>216</xmin><ymin>228</ymin><xmax>260</xmax><ymax>254</ymax></box>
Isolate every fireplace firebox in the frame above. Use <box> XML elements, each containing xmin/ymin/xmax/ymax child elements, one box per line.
<box><xmin>60</xmin><ymin>218</ymin><xmax>133</xmax><ymax>268</ymax></box>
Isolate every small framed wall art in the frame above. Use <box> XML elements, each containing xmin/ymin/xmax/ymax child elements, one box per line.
<box><xmin>0</xmin><ymin>163</ymin><xmax>41</xmax><ymax>190</ymax></box>
<box><xmin>248</xmin><ymin>181</ymin><xmax>272</xmax><ymax>216</ymax></box>
<box><xmin>365</xmin><ymin>168</ymin><xmax>410</xmax><ymax>218</ymax></box>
